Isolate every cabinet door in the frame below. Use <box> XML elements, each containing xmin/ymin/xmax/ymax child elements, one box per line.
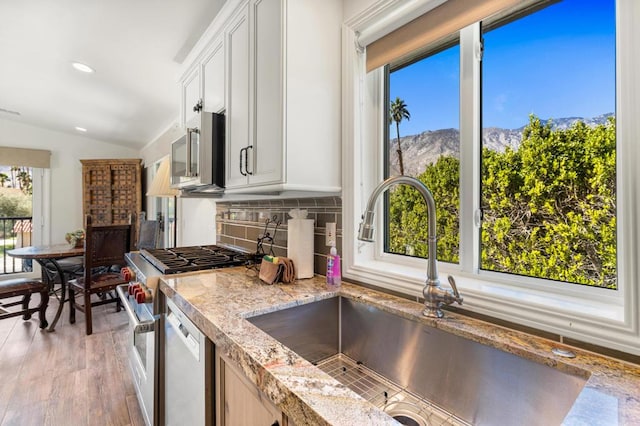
<box><xmin>81</xmin><ymin>159</ymin><xmax>141</xmax><ymax>249</ymax></box>
<box><xmin>222</xmin><ymin>358</ymin><xmax>282</xmax><ymax>426</ymax></box>
<box><xmin>249</xmin><ymin>0</ymin><xmax>283</xmax><ymax>186</ymax></box>
<box><xmin>202</xmin><ymin>38</ymin><xmax>225</xmax><ymax>113</ymax></box>
<box><xmin>183</xmin><ymin>67</ymin><xmax>201</xmax><ymax>127</ymax></box>
<box><xmin>225</xmin><ymin>7</ymin><xmax>251</xmax><ymax>189</ymax></box>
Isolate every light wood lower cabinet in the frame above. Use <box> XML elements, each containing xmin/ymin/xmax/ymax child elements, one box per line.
<box><xmin>216</xmin><ymin>351</ymin><xmax>286</xmax><ymax>426</ymax></box>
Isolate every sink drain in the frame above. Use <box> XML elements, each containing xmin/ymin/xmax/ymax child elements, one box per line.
<box><xmin>384</xmin><ymin>401</ymin><xmax>430</xmax><ymax>426</ymax></box>
<box><xmin>392</xmin><ymin>414</ymin><xmax>423</xmax><ymax>426</ymax></box>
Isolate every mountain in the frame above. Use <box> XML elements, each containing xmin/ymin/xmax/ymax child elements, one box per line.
<box><xmin>389</xmin><ymin>114</ymin><xmax>613</xmax><ymax>177</ymax></box>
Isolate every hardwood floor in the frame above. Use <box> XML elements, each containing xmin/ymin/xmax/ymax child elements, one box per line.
<box><xmin>0</xmin><ymin>294</ymin><xmax>145</xmax><ymax>426</ymax></box>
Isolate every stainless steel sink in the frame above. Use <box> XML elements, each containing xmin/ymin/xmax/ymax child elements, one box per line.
<box><xmin>248</xmin><ymin>296</ymin><xmax>587</xmax><ymax>426</ymax></box>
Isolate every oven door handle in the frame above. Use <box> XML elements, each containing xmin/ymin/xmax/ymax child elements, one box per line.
<box><xmin>116</xmin><ymin>284</ymin><xmax>156</xmax><ymax>334</ymax></box>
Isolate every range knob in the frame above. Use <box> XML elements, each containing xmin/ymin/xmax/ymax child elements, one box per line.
<box><xmin>135</xmin><ymin>289</ymin><xmax>153</xmax><ymax>304</ymax></box>
<box><xmin>128</xmin><ymin>282</ymin><xmax>141</xmax><ymax>296</ymax></box>
<box><xmin>121</xmin><ymin>267</ymin><xmax>135</xmax><ymax>281</ymax></box>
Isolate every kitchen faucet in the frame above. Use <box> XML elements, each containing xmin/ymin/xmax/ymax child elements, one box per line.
<box><xmin>357</xmin><ymin>176</ymin><xmax>463</xmax><ymax>318</ymax></box>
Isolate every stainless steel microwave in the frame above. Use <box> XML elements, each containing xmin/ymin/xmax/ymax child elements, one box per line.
<box><xmin>171</xmin><ymin>111</ymin><xmax>225</xmax><ymax>190</ymax></box>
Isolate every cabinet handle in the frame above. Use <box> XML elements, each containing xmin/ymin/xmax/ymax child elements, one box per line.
<box><xmin>193</xmin><ymin>99</ymin><xmax>203</xmax><ymax>113</ymax></box>
<box><xmin>239</xmin><ymin>147</ymin><xmax>247</xmax><ymax>176</ymax></box>
<box><xmin>246</xmin><ymin>145</ymin><xmax>253</xmax><ymax>175</ymax></box>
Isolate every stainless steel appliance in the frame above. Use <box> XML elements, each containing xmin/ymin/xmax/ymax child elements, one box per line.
<box><xmin>120</xmin><ymin>245</ymin><xmax>255</xmax><ymax>426</ymax></box>
<box><xmin>171</xmin><ymin>110</ymin><xmax>225</xmax><ymax>191</ymax></box>
<box><xmin>118</xmin><ymin>252</ymin><xmax>163</xmax><ymax>426</ymax></box>
<box><xmin>164</xmin><ymin>297</ymin><xmax>213</xmax><ymax>425</ymax></box>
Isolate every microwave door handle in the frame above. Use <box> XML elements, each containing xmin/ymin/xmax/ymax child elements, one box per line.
<box><xmin>185</xmin><ymin>127</ymin><xmax>199</xmax><ymax>177</ymax></box>
<box><xmin>185</xmin><ymin>128</ymin><xmax>193</xmax><ymax>177</ymax></box>
<box><xmin>192</xmin><ymin>127</ymin><xmax>199</xmax><ymax>177</ymax></box>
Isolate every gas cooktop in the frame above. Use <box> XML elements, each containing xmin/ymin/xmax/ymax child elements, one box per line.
<box><xmin>140</xmin><ymin>245</ymin><xmax>257</xmax><ymax>274</ymax></box>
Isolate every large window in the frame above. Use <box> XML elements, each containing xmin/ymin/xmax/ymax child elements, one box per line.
<box><xmin>384</xmin><ymin>0</ymin><xmax>616</xmax><ymax>288</ymax></box>
<box><xmin>346</xmin><ymin>0</ymin><xmax>639</xmax><ymax>354</ymax></box>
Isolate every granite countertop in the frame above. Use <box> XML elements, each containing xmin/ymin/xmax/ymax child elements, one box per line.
<box><xmin>159</xmin><ymin>267</ymin><xmax>640</xmax><ymax>425</ymax></box>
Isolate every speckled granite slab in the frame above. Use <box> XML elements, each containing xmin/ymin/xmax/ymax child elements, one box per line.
<box><xmin>159</xmin><ymin>267</ymin><xmax>640</xmax><ymax>425</ymax></box>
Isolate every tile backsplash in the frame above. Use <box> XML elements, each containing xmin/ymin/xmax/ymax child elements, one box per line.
<box><xmin>216</xmin><ymin>197</ymin><xmax>342</xmax><ymax>276</ymax></box>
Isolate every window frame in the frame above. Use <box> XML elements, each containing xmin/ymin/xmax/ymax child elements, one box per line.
<box><xmin>1</xmin><ymin>167</ymin><xmax>49</xmax><ymax>280</ymax></box>
<box><xmin>342</xmin><ymin>0</ymin><xmax>640</xmax><ymax>355</ymax></box>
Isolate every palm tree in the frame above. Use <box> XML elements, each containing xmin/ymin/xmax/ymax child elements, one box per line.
<box><xmin>389</xmin><ymin>97</ymin><xmax>410</xmax><ymax>175</ymax></box>
<box><xmin>0</xmin><ymin>173</ymin><xmax>8</xmax><ymax>187</ymax></box>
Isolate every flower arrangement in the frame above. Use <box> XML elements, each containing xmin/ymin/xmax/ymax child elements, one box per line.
<box><xmin>65</xmin><ymin>229</ymin><xmax>85</xmax><ymax>248</ymax></box>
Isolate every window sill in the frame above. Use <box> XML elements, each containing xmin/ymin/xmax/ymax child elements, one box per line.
<box><xmin>345</xmin><ymin>257</ymin><xmax>636</xmax><ymax>355</ymax></box>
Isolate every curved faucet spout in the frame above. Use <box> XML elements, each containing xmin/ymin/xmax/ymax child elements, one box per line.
<box><xmin>357</xmin><ymin>175</ymin><xmax>462</xmax><ymax>318</ymax></box>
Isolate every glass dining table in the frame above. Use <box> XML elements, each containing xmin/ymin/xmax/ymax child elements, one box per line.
<box><xmin>8</xmin><ymin>244</ymin><xmax>84</xmax><ymax>332</ymax></box>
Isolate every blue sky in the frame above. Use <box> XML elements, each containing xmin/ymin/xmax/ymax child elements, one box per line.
<box><xmin>390</xmin><ymin>0</ymin><xmax>615</xmax><ymax>135</ymax></box>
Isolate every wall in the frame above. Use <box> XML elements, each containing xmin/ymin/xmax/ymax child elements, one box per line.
<box><xmin>139</xmin><ymin>120</ymin><xmax>182</xmax><ymax>167</ymax></box>
<box><xmin>0</xmin><ymin>118</ymin><xmax>139</xmax><ymax>243</ymax></box>
<box><xmin>180</xmin><ymin>197</ymin><xmax>217</xmax><ymax>246</ymax></box>
<box><xmin>216</xmin><ymin>197</ymin><xmax>342</xmax><ymax>275</ymax></box>
<box><xmin>343</xmin><ymin>0</ymin><xmax>377</xmax><ymax>21</ymax></box>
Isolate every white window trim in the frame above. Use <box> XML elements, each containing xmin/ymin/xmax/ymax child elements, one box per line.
<box><xmin>342</xmin><ymin>0</ymin><xmax>640</xmax><ymax>355</ymax></box>
<box><xmin>1</xmin><ymin>168</ymin><xmax>49</xmax><ymax>281</ymax></box>
<box><xmin>34</xmin><ymin>167</ymin><xmax>50</xmax><ymax>247</ymax></box>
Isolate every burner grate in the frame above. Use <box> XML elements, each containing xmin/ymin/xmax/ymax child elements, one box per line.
<box><xmin>140</xmin><ymin>245</ymin><xmax>254</xmax><ymax>274</ymax></box>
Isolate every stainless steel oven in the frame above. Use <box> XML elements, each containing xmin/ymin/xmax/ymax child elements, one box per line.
<box><xmin>119</xmin><ymin>251</ymin><xmax>163</xmax><ymax>426</ymax></box>
<box><xmin>120</xmin><ymin>245</ymin><xmax>257</xmax><ymax>426</ymax></box>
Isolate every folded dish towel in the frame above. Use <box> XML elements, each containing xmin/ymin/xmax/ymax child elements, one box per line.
<box><xmin>279</xmin><ymin>257</ymin><xmax>295</xmax><ymax>283</ymax></box>
<box><xmin>259</xmin><ymin>256</ymin><xmax>296</xmax><ymax>284</ymax></box>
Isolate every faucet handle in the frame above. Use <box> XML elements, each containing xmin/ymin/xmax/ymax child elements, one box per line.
<box><xmin>447</xmin><ymin>275</ymin><xmax>463</xmax><ymax>305</ymax></box>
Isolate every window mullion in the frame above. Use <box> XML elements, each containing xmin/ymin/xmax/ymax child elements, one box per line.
<box><xmin>458</xmin><ymin>23</ymin><xmax>482</xmax><ymax>274</ymax></box>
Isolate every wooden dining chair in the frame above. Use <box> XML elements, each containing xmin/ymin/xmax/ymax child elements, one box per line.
<box><xmin>137</xmin><ymin>212</ymin><xmax>160</xmax><ymax>250</ymax></box>
<box><xmin>68</xmin><ymin>215</ymin><xmax>132</xmax><ymax>335</ymax></box>
<box><xmin>0</xmin><ymin>278</ymin><xmax>49</xmax><ymax>328</ymax></box>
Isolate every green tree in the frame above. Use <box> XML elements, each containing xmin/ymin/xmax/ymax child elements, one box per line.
<box><xmin>389</xmin><ymin>97</ymin><xmax>411</xmax><ymax>176</ymax></box>
<box><xmin>0</xmin><ymin>173</ymin><xmax>8</xmax><ymax>187</ymax></box>
<box><xmin>0</xmin><ymin>190</ymin><xmax>32</xmax><ymax>217</ymax></box>
<box><xmin>16</xmin><ymin>168</ymin><xmax>32</xmax><ymax>195</ymax></box>
<box><xmin>480</xmin><ymin>115</ymin><xmax>616</xmax><ymax>288</ymax></box>
<box><xmin>388</xmin><ymin>156</ymin><xmax>459</xmax><ymax>262</ymax></box>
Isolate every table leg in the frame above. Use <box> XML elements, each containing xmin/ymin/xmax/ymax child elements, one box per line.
<box><xmin>37</xmin><ymin>258</ymin><xmax>67</xmax><ymax>332</ymax></box>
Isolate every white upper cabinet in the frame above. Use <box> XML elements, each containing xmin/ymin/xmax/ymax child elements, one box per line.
<box><xmin>246</xmin><ymin>0</ymin><xmax>283</xmax><ymax>187</ymax></box>
<box><xmin>181</xmin><ymin>67</ymin><xmax>201</xmax><ymax>127</ymax></box>
<box><xmin>202</xmin><ymin>37</ymin><xmax>225</xmax><ymax>114</ymax></box>
<box><xmin>179</xmin><ymin>0</ymin><xmax>342</xmax><ymax>195</ymax></box>
<box><xmin>225</xmin><ymin>6</ymin><xmax>251</xmax><ymax>188</ymax></box>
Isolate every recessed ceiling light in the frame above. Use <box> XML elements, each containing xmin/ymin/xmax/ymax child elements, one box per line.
<box><xmin>75</xmin><ymin>126</ymin><xmax>87</xmax><ymax>132</ymax></box>
<box><xmin>71</xmin><ymin>62</ymin><xmax>95</xmax><ymax>73</ymax></box>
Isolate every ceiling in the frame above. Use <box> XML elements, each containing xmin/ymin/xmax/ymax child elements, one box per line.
<box><xmin>0</xmin><ymin>0</ymin><xmax>225</xmax><ymax>149</ymax></box>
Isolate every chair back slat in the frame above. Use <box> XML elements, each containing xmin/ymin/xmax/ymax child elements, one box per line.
<box><xmin>137</xmin><ymin>219</ymin><xmax>159</xmax><ymax>250</ymax></box>
<box><xmin>83</xmin><ymin>216</ymin><xmax>132</xmax><ymax>288</ymax></box>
